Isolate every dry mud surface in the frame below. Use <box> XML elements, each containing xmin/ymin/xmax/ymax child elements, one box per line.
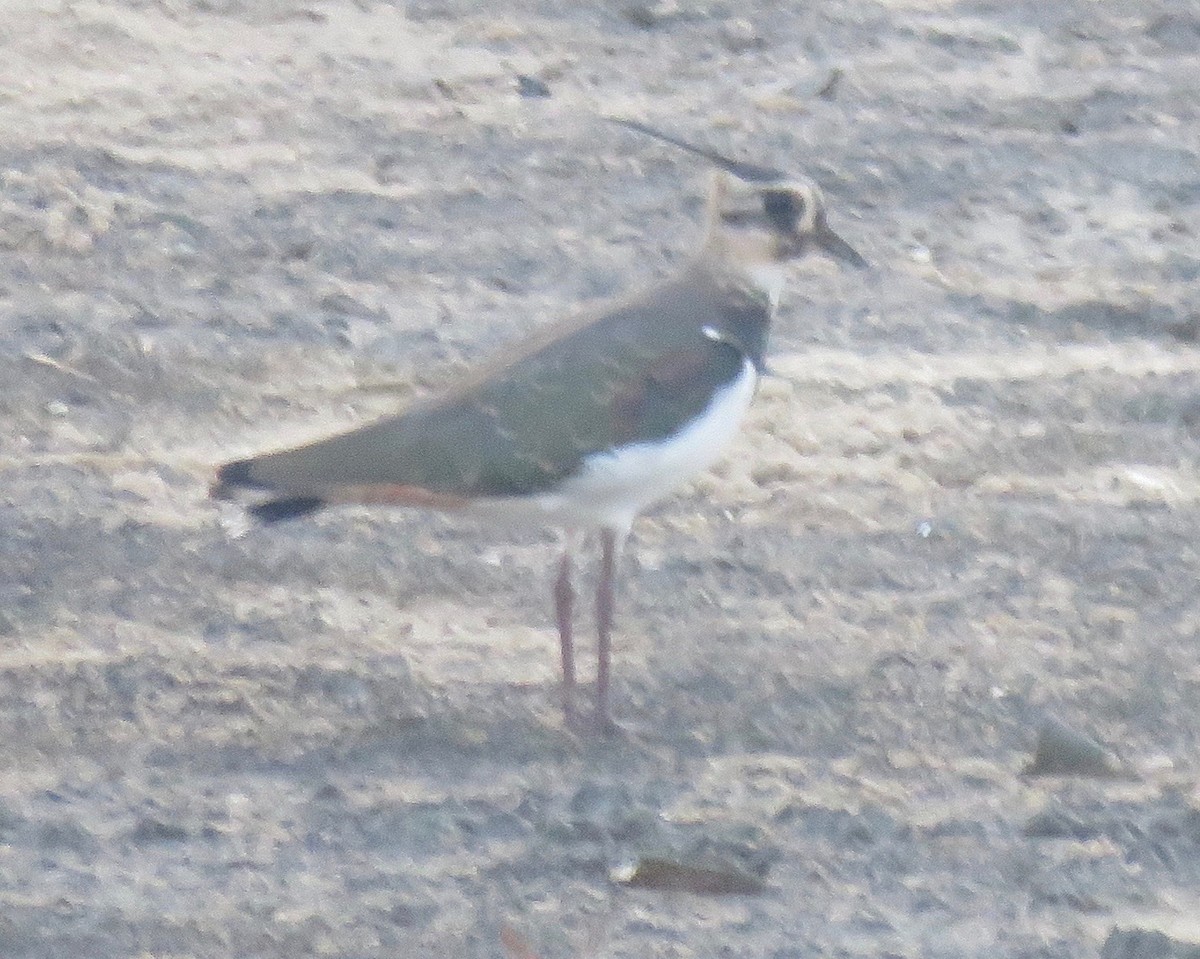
<box><xmin>2</xmin><ymin>1</ymin><xmax>1200</xmax><ymax>957</ymax></box>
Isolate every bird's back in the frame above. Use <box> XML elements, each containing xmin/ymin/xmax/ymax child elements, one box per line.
<box><xmin>216</xmin><ymin>264</ymin><xmax>765</xmax><ymax>509</ymax></box>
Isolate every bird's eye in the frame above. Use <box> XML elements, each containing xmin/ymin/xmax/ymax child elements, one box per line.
<box><xmin>763</xmin><ymin>190</ymin><xmax>803</xmax><ymax>232</ymax></box>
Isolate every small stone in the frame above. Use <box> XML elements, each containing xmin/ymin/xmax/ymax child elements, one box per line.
<box><xmin>622</xmin><ymin>0</ymin><xmax>678</xmax><ymax>29</ymax></box>
<box><xmin>720</xmin><ymin>19</ymin><xmax>764</xmax><ymax>53</ymax></box>
<box><xmin>516</xmin><ymin>75</ymin><xmax>551</xmax><ymax>99</ymax></box>
<box><xmin>1024</xmin><ymin>716</ymin><xmax>1126</xmax><ymax>778</ymax></box>
<box><xmin>615</xmin><ymin>855</ymin><xmax>766</xmax><ymax>895</ymax></box>
<box><xmin>1101</xmin><ymin>926</ymin><xmax>1200</xmax><ymax>959</ymax></box>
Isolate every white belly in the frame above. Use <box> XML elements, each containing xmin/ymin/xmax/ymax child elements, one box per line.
<box><xmin>528</xmin><ymin>357</ymin><xmax>758</xmax><ymax>530</ymax></box>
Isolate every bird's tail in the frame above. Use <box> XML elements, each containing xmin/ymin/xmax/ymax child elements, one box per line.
<box><xmin>211</xmin><ymin>458</ymin><xmax>326</xmax><ymax>524</ymax></box>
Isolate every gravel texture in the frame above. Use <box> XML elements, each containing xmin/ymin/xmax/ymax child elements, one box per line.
<box><xmin>2</xmin><ymin>1</ymin><xmax>1199</xmax><ymax>956</ymax></box>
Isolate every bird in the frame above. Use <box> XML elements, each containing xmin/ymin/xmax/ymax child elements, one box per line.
<box><xmin>212</xmin><ymin>121</ymin><xmax>866</xmax><ymax>731</ymax></box>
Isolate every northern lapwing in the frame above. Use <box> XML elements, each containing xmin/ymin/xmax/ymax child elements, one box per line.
<box><xmin>213</xmin><ymin>121</ymin><xmax>866</xmax><ymax>730</ymax></box>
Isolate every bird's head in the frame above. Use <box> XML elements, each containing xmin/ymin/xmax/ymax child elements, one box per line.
<box><xmin>703</xmin><ymin>171</ymin><xmax>867</xmax><ymax>271</ymax></box>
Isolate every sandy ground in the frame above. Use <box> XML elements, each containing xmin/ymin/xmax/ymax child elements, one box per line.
<box><xmin>1</xmin><ymin>0</ymin><xmax>1199</xmax><ymax>956</ymax></box>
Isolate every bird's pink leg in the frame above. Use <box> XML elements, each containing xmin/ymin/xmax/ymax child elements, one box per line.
<box><xmin>595</xmin><ymin>527</ymin><xmax>618</xmax><ymax>728</ymax></box>
<box><xmin>553</xmin><ymin>547</ymin><xmax>577</xmax><ymax>726</ymax></box>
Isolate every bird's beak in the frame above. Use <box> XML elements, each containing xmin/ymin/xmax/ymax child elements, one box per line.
<box><xmin>813</xmin><ymin>221</ymin><xmax>868</xmax><ymax>269</ymax></box>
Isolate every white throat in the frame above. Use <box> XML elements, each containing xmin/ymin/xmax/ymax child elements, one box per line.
<box><xmin>743</xmin><ymin>262</ymin><xmax>786</xmax><ymax>312</ymax></box>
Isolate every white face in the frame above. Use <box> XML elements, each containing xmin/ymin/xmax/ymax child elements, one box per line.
<box><xmin>707</xmin><ymin>171</ymin><xmax>866</xmax><ymax>269</ymax></box>
<box><xmin>711</xmin><ymin>174</ymin><xmax>826</xmax><ymax>262</ymax></box>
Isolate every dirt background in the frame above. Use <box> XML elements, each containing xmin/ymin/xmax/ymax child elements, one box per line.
<box><xmin>2</xmin><ymin>0</ymin><xmax>1200</xmax><ymax>956</ymax></box>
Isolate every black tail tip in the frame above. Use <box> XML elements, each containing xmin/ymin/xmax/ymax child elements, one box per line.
<box><xmin>211</xmin><ymin>458</ymin><xmax>325</xmax><ymax>523</ymax></box>
<box><xmin>249</xmin><ymin>496</ymin><xmax>326</xmax><ymax>524</ymax></box>
<box><xmin>211</xmin><ymin>459</ymin><xmax>259</xmax><ymax>501</ymax></box>
<box><xmin>214</xmin><ymin>458</ymin><xmax>261</xmax><ymax>492</ymax></box>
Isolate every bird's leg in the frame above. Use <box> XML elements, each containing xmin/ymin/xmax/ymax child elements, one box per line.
<box><xmin>595</xmin><ymin>527</ymin><xmax>619</xmax><ymax>728</ymax></box>
<box><xmin>553</xmin><ymin>546</ymin><xmax>578</xmax><ymax>726</ymax></box>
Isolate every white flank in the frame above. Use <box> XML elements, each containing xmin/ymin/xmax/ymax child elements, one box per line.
<box><xmin>530</xmin><ymin>357</ymin><xmax>759</xmax><ymax>529</ymax></box>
